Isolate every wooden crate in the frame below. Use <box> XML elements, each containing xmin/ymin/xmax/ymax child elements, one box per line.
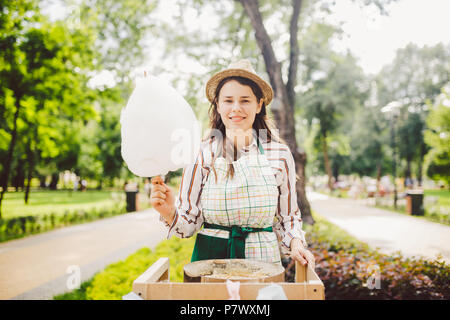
<box><xmin>132</xmin><ymin>258</ymin><xmax>325</xmax><ymax>300</ymax></box>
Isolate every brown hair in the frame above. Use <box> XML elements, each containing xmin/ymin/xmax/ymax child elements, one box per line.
<box><xmin>205</xmin><ymin>76</ymin><xmax>282</xmax><ymax>182</ymax></box>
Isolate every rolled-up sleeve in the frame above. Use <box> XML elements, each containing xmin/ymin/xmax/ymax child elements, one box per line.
<box><xmin>273</xmin><ymin>147</ymin><xmax>308</xmax><ymax>254</ymax></box>
<box><xmin>160</xmin><ymin>150</ymin><xmax>206</xmax><ymax>239</ymax></box>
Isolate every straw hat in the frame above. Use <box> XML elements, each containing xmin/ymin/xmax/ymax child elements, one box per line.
<box><xmin>205</xmin><ymin>59</ymin><xmax>274</xmax><ymax>106</ymax></box>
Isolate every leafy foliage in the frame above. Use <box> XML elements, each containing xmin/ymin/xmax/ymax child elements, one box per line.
<box><xmin>54</xmin><ymin>235</ymin><xmax>196</xmax><ymax>300</ymax></box>
<box><xmin>0</xmin><ymin>202</ymin><xmax>126</xmax><ymax>242</ymax></box>
<box><xmin>289</xmin><ymin>213</ymin><xmax>450</xmax><ymax>299</ymax></box>
<box><xmin>424</xmin><ymin>87</ymin><xmax>450</xmax><ymax>185</ymax></box>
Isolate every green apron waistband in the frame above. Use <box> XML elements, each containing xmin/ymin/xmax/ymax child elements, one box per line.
<box><xmin>203</xmin><ymin>222</ymin><xmax>273</xmax><ymax>259</ymax></box>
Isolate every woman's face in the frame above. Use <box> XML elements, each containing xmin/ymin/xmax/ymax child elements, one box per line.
<box><xmin>216</xmin><ymin>80</ymin><xmax>263</xmax><ymax>132</ymax></box>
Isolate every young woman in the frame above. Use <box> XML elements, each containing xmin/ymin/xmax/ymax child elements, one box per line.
<box><xmin>150</xmin><ymin>59</ymin><xmax>315</xmax><ymax>268</ymax></box>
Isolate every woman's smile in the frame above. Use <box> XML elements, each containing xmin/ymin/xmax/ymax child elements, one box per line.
<box><xmin>229</xmin><ymin>115</ymin><xmax>246</xmax><ymax>122</ymax></box>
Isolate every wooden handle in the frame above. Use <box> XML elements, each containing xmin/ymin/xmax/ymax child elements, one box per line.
<box><xmin>295</xmin><ymin>260</ymin><xmax>307</xmax><ymax>283</ymax></box>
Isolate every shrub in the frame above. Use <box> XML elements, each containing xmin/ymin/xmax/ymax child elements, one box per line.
<box><xmin>54</xmin><ymin>236</ymin><xmax>196</xmax><ymax>300</ymax></box>
<box><xmin>53</xmin><ymin>279</ymin><xmax>94</xmax><ymax>300</ymax></box>
<box><xmin>282</xmin><ymin>212</ymin><xmax>450</xmax><ymax>299</ymax></box>
<box><xmin>0</xmin><ymin>202</ymin><xmax>127</xmax><ymax>243</ymax></box>
<box><xmin>309</xmin><ymin>249</ymin><xmax>448</xmax><ymax>299</ymax></box>
<box><xmin>426</xmin><ymin>205</ymin><xmax>450</xmax><ymax>225</ymax></box>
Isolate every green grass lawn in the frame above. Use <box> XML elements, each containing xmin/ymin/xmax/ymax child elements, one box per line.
<box><xmin>424</xmin><ymin>189</ymin><xmax>450</xmax><ymax>207</ymax></box>
<box><xmin>0</xmin><ymin>189</ymin><xmax>153</xmax><ymax>243</ymax></box>
<box><xmin>373</xmin><ymin>189</ymin><xmax>450</xmax><ymax>225</ymax></box>
<box><xmin>320</xmin><ymin>187</ymin><xmax>450</xmax><ymax>225</ymax></box>
<box><xmin>1</xmin><ymin>190</ymin><xmax>132</xmax><ymax>218</ymax></box>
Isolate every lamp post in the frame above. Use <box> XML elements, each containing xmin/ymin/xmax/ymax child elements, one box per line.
<box><xmin>381</xmin><ymin>101</ymin><xmax>401</xmax><ymax>209</ymax></box>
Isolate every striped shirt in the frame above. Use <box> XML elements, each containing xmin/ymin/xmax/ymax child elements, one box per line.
<box><xmin>160</xmin><ymin>135</ymin><xmax>308</xmax><ymax>255</ymax></box>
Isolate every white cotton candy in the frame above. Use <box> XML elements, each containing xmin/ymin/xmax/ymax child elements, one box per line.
<box><xmin>120</xmin><ymin>75</ymin><xmax>201</xmax><ymax>177</ymax></box>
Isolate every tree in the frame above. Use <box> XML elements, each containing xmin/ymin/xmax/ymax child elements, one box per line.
<box><xmin>300</xmin><ymin>45</ymin><xmax>367</xmax><ymax>190</ymax></box>
<box><xmin>64</xmin><ymin>0</ymin><xmax>159</xmax><ymax>184</ymax></box>
<box><xmin>71</xmin><ymin>0</ymin><xmax>158</xmax><ymax>85</ymax></box>
<box><xmin>0</xmin><ymin>2</ymin><xmax>97</xmax><ymax>215</ymax></box>
<box><xmin>0</xmin><ymin>0</ymin><xmax>39</xmax><ymax>215</ymax></box>
<box><xmin>424</xmin><ymin>86</ymin><xmax>450</xmax><ymax>187</ymax></box>
<box><xmin>376</xmin><ymin>43</ymin><xmax>450</xmax><ymax>184</ymax></box>
<box><xmin>94</xmin><ymin>87</ymin><xmax>127</xmax><ymax>187</ymax></box>
<box><xmin>396</xmin><ymin>108</ymin><xmax>429</xmax><ymax>185</ymax></box>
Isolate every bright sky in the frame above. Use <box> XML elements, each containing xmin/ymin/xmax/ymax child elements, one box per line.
<box><xmin>329</xmin><ymin>0</ymin><xmax>450</xmax><ymax>75</ymax></box>
<box><xmin>44</xmin><ymin>0</ymin><xmax>450</xmax><ymax>86</ymax></box>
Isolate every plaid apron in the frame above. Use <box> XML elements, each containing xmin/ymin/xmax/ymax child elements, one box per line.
<box><xmin>191</xmin><ymin>138</ymin><xmax>281</xmax><ymax>264</ymax></box>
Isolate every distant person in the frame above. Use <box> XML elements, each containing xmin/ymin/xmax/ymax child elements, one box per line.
<box><xmin>348</xmin><ymin>184</ymin><xmax>359</xmax><ymax>199</ymax></box>
<box><xmin>378</xmin><ymin>183</ymin><xmax>386</xmax><ymax>197</ymax></box>
<box><xmin>81</xmin><ymin>179</ymin><xmax>87</xmax><ymax>191</ymax></box>
<box><xmin>73</xmin><ymin>177</ymin><xmax>79</xmax><ymax>191</ymax></box>
<box><xmin>380</xmin><ymin>175</ymin><xmax>392</xmax><ymax>195</ymax></box>
<box><xmin>367</xmin><ymin>184</ymin><xmax>377</xmax><ymax>198</ymax></box>
<box><xmin>404</xmin><ymin>177</ymin><xmax>413</xmax><ymax>190</ymax></box>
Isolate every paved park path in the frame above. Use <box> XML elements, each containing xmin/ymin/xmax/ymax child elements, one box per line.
<box><xmin>0</xmin><ymin>209</ymin><xmax>166</xmax><ymax>300</ymax></box>
<box><xmin>307</xmin><ymin>191</ymin><xmax>450</xmax><ymax>265</ymax></box>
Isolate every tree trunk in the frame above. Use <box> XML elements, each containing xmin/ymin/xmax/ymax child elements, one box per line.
<box><xmin>332</xmin><ymin>161</ymin><xmax>339</xmax><ymax>184</ymax></box>
<box><xmin>13</xmin><ymin>159</ymin><xmax>25</xmax><ymax>192</ymax></box>
<box><xmin>321</xmin><ymin>132</ymin><xmax>334</xmax><ymax>191</ymax></box>
<box><xmin>0</xmin><ymin>94</ymin><xmax>22</xmax><ymax>218</ymax></box>
<box><xmin>239</xmin><ymin>0</ymin><xmax>314</xmax><ymax>225</ymax></box>
<box><xmin>24</xmin><ymin>162</ymin><xmax>33</xmax><ymax>204</ymax></box>
<box><xmin>97</xmin><ymin>179</ymin><xmax>103</xmax><ymax>190</ymax></box>
<box><xmin>417</xmin><ymin>143</ymin><xmax>426</xmax><ymax>187</ymax></box>
<box><xmin>405</xmin><ymin>158</ymin><xmax>412</xmax><ymax>188</ymax></box>
<box><xmin>24</xmin><ymin>139</ymin><xmax>35</xmax><ymax>204</ymax></box>
<box><xmin>39</xmin><ymin>176</ymin><xmax>47</xmax><ymax>188</ymax></box>
<box><xmin>376</xmin><ymin>161</ymin><xmax>381</xmax><ymax>192</ymax></box>
<box><xmin>406</xmin><ymin>160</ymin><xmax>411</xmax><ymax>179</ymax></box>
<box><xmin>49</xmin><ymin>173</ymin><xmax>59</xmax><ymax>190</ymax></box>
<box><xmin>294</xmin><ymin>151</ymin><xmax>313</xmax><ymax>225</ymax></box>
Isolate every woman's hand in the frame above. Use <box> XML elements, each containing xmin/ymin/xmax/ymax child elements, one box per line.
<box><xmin>150</xmin><ymin>176</ymin><xmax>176</xmax><ymax>225</ymax></box>
<box><xmin>290</xmin><ymin>238</ymin><xmax>315</xmax><ymax>270</ymax></box>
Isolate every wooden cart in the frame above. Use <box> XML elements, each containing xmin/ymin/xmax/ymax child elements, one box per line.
<box><xmin>132</xmin><ymin>258</ymin><xmax>325</xmax><ymax>300</ymax></box>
